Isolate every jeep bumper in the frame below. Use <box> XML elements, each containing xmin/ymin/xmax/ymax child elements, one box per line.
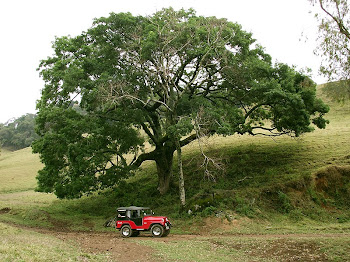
<box><xmin>165</xmin><ymin>222</ymin><xmax>171</xmax><ymax>230</ymax></box>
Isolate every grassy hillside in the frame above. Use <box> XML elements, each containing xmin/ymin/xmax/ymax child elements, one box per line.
<box><xmin>0</xmin><ymin>148</ymin><xmax>42</xmax><ymax>193</ymax></box>
<box><xmin>0</xmin><ymin>84</ymin><xmax>350</xmax><ymax>234</ymax></box>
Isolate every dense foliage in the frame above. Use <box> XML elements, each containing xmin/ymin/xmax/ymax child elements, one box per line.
<box><xmin>34</xmin><ymin>8</ymin><xmax>329</xmax><ymax>199</ymax></box>
<box><xmin>0</xmin><ymin>114</ymin><xmax>38</xmax><ymax>150</ymax></box>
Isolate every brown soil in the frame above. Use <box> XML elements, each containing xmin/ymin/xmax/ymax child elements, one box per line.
<box><xmin>0</xmin><ymin>207</ymin><xmax>11</xmax><ymax>214</ymax></box>
<box><xmin>51</xmin><ymin>231</ymin><xmax>158</xmax><ymax>262</ymax></box>
<box><xmin>3</xmin><ymin>220</ymin><xmax>349</xmax><ymax>262</ymax></box>
<box><xmin>11</xmin><ymin>224</ymin><xmax>160</xmax><ymax>262</ymax></box>
<box><xmin>214</xmin><ymin>238</ymin><xmax>330</xmax><ymax>262</ymax></box>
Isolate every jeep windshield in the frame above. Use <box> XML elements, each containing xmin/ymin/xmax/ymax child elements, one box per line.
<box><xmin>117</xmin><ymin>206</ymin><xmax>152</xmax><ymax>218</ymax></box>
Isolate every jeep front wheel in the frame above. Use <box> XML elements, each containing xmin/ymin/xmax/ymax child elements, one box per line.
<box><xmin>151</xmin><ymin>224</ymin><xmax>164</xmax><ymax>237</ymax></box>
<box><xmin>163</xmin><ymin>229</ymin><xmax>170</xmax><ymax>237</ymax></box>
<box><xmin>121</xmin><ymin>225</ymin><xmax>132</xmax><ymax>238</ymax></box>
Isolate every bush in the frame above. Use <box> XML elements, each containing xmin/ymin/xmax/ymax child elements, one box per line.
<box><xmin>277</xmin><ymin>191</ymin><xmax>293</xmax><ymax>213</ymax></box>
<box><xmin>289</xmin><ymin>209</ymin><xmax>304</xmax><ymax>222</ymax></box>
<box><xmin>233</xmin><ymin>196</ymin><xmax>256</xmax><ymax>218</ymax></box>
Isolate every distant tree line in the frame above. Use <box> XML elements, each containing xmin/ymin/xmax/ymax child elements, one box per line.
<box><xmin>0</xmin><ymin>114</ymin><xmax>38</xmax><ymax>150</ymax></box>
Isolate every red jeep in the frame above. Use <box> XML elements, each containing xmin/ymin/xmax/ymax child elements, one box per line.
<box><xmin>115</xmin><ymin>206</ymin><xmax>171</xmax><ymax>238</ymax></box>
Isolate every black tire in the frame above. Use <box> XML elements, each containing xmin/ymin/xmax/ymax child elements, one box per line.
<box><xmin>151</xmin><ymin>224</ymin><xmax>164</xmax><ymax>237</ymax></box>
<box><xmin>131</xmin><ymin>230</ymin><xmax>140</xmax><ymax>237</ymax></box>
<box><xmin>163</xmin><ymin>229</ymin><xmax>170</xmax><ymax>237</ymax></box>
<box><xmin>120</xmin><ymin>225</ymin><xmax>132</xmax><ymax>238</ymax></box>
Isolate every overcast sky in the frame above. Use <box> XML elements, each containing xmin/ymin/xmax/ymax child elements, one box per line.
<box><xmin>0</xmin><ymin>0</ymin><xmax>324</xmax><ymax>124</ymax></box>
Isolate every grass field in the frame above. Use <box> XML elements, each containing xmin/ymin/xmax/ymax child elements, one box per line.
<box><xmin>0</xmin><ymin>222</ymin><xmax>110</xmax><ymax>262</ymax></box>
<box><xmin>0</xmin><ymin>148</ymin><xmax>42</xmax><ymax>193</ymax></box>
<box><xmin>138</xmin><ymin>234</ymin><xmax>350</xmax><ymax>261</ymax></box>
<box><xmin>0</xmin><ymin>84</ymin><xmax>350</xmax><ymax>261</ymax></box>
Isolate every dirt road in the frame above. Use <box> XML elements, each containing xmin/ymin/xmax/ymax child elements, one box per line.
<box><xmin>4</xmin><ymin>221</ymin><xmax>350</xmax><ymax>261</ymax></box>
<box><xmin>51</xmin><ymin>230</ymin><xmax>157</xmax><ymax>262</ymax></box>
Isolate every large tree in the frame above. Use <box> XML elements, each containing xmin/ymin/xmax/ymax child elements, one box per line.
<box><xmin>33</xmin><ymin>8</ymin><xmax>329</xmax><ymax>199</ymax></box>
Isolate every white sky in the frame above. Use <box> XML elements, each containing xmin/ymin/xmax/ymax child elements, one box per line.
<box><xmin>0</xmin><ymin>0</ymin><xmax>325</xmax><ymax>124</ymax></box>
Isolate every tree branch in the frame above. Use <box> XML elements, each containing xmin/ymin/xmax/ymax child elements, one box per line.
<box><xmin>179</xmin><ymin>133</ymin><xmax>197</xmax><ymax>147</ymax></box>
<box><xmin>250</xmin><ymin>126</ymin><xmax>293</xmax><ymax>137</ymax></box>
<box><xmin>130</xmin><ymin>150</ymin><xmax>157</xmax><ymax>168</ymax></box>
<box><xmin>141</xmin><ymin>122</ymin><xmax>156</xmax><ymax>144</ymax></box>
<box><xmin>244</xmin><ymin>103</ymin><xmax>266</xmax><ymax>120</ymax></box>
<box><xmin>319</xmin><ymin>0</ymin><xmax>350</xmax><ymax>40</ymax></box>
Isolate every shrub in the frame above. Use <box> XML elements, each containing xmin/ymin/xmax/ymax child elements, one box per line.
<box><xmin>277</xmin><ymin>191</ymin><xmax>293</xmax><ymax>213</ymax></box>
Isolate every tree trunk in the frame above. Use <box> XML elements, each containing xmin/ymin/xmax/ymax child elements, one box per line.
<box><xmin>155</xmin><ymin>146</ymin><xmax>174</xmax><ymax>195</ymax></box>
<box><xmin>175</xmin><ymin>139</ymin><xmax>186</xmax><ymax>207</ymax></box>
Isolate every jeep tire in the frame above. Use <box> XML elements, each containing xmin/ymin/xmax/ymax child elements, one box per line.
<box><xmin>121</xmin><ymin>225</ymin><xmax>132</xmax><ymax>238</ymax></box>
<box><xmin>163</xmin><ymin>229</ymin><xmax>170</xmax><ymax>237</ymax></box>
<box><xmin>151</xmin><ymin>224</ymin><xmax>164</xmax><ymax>237</ymax></box>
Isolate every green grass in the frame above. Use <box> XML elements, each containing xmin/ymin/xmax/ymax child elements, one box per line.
<box><xmin>139</xmin><ymin>238</ymin><xmax>244</xmax><ymax>261</ymax></box>
<box><xmin>138</xmin><ymin>235</ymin><xmax>350</xmax><ymax>261</ymax></box>
<box><xmin>0</xmin><ymin>148</ymin><xmax>42</xmax><ymax>193</ymax></box>
<box><xmin>0</xmin><ymin>222</ymin><xmax>109</xmax><ymax>261</ymax></box>
<box><xmin>1</xmin><ymin>85</ymin><xmax>350</xmax><ymax>232</ymax></box>
<box><xmin>0</xmin><ymin>190</ymin><xmax>114</xmax><ymax>231</ymax></box>
<box><xmin>0</xmin><ymin>84</ymin><xmax>350</xmax><ymax>260</ymax></box>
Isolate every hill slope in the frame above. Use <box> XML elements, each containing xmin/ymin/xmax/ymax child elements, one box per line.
<box><xmin>0</xmin><ymin>148</ymin><xmax>42</xmax><ymax>193</ymax></box>
<box><xmin>0</xmin><ymin>84</ymin><xmax>349</xmax><ymax>232</ymax></box>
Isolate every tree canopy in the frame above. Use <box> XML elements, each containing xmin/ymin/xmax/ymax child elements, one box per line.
<box><xmin>33</xmin><ymin>8</ymin><xmax>329</xmax><ymax>199</ymax></box>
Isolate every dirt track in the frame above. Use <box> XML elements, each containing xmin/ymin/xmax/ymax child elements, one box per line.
<box><xmin>51</xmin><ymin>231</ymin><xmax>157</xmax><ymax>262</ymax></box>
<box><xmin>8</xmin><ymin>222</ymin><xmax>350</xmax><ymax>262</ymax></box>
<box><xmin>25</xmin><ymin>227</ymin><xmax>199</xmax><ymax>262</ymax></box>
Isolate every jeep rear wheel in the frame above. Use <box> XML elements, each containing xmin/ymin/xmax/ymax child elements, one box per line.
<box><xmin>121</xmin><ymin>225</ymin><xmax>132</xmax><ymax>238</ymax></box>
<box><xmin>151</xmin><ymin>224</ymin><xmax>164</xmax><ymax>237</ymax></box>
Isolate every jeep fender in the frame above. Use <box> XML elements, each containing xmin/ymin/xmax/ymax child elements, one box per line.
<box><xmin>116</xmin><ymin>222</ymin><xmax>131</xmax><ymax>230</ymax></box>
<box><xmin>148</xmin><ymin>223</ymin><xmax>164</xmax><ymax>230</ymax></box>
